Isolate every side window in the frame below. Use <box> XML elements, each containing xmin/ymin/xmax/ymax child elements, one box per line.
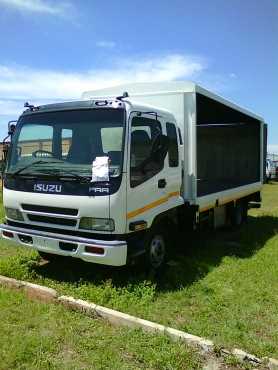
<box><xmin>166</xmin><ymin>122</ymin><xmax>179</xmax><ymax>167</ymax></box>
<box><xmin>130</xmin><ymin>116</ymin><xmax>162</xmax><ymax>188</ymax></box>
<box><xmin>61</xmin><ymin>129</ymin><xmax>72</xmax><ymax>159</ymax></box>
<box><xmin>131</xmin><ymin>125</ymin><xmax>151</xmax><ymax>138</ymax></box>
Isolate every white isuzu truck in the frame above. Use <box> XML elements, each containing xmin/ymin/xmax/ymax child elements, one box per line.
<box><xmin>0</xmin><ymin>82</ymin><xmax>266</xmax><ymax>269</ymax></box>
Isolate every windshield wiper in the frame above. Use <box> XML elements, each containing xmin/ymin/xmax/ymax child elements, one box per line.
<box><xmin>9</xmin><ymin>162</ymin><xmax>103</xmax><ymax>184</ymax></box>
<box><xmin>38</xmin><ymin>168</ymin><xmax>91</xmax><ymax>183</ymax></box>
<box><xmin>57</xmin><ymin>170</ymin><xmax>109</xmax><ymax>184</ymax></box>
<box><xmin>9</xmin><ymin>160</ymin><xmax>63</xmax><ymax>176</ymax></box>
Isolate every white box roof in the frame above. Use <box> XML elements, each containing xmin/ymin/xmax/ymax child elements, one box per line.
<box><xmin>82</xmin><ymin>81</ymin><xmax>263</xmax><ymax>121</ymax></box>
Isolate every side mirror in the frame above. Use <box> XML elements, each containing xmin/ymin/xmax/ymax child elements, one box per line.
<box><xmin>8</xmin><ymin>121</ymin><xmax>17</xmax><ymax>136</ymax></box>
<box><xmin>2</xmin><ymin>142</ymin><xmax>10</xmax><ymax>162</ymax></box>
<box><xmin>2</xmin><ymin>120</ymin><xmax>17</xmax><ymax>166</ymax></box>
<box><xmin>150</xmin><ymin>134</ymin><xmax>169</xmax><ymax>163</ymax></box>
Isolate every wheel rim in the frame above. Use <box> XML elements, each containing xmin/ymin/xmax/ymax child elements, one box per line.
<box><xmin>149</xmin><ymin>234</ymin><xmax>166</xmax><ymax>268</ymax></box>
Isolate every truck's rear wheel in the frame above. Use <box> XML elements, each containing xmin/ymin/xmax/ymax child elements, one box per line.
<box><xmin>231</xmin><ymin>202</ymin><xmax>248</xmax><ymax>227</ymax></box>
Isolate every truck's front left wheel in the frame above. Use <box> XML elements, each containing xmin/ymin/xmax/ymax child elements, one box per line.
<box><xmin>144</xmin><ymin>228</ymin><xmax>168</xmax><ymax>271</ymax></box>
<box><xmin>149</xmin><ymin>234</ymin><xmax>166</xmax><ymax>269</ymax></box>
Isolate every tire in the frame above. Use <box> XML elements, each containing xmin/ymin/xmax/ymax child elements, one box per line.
<box><xmin>231</xmin><ymin>202</ymin><xmax>248</xmax><ymax>227</ymax></box>
<box><xmin>38</xmin><ymin>251</ymin><xmax>62</xmax><ymax>262</ymax></box>
<box><xmin>144</xmin><ymin>227</ymin><xmax>168</xmax><ymax>271</ymax></box>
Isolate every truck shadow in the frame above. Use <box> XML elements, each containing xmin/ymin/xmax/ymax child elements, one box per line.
<box><xmin>31</xmin><ymin>214</ymin><xmax>278</xmax><ymax>292</ymax></box>
<box><xmin>157</xmin><ymin>214</ymin><xmax>278</xmax><ymax>290</ymax></box>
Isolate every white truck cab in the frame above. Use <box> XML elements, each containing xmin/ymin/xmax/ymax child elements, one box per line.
<box><xmin>1</xmin><ymin>93</ymin><xmax>183</xmax><ymax>268</ymax></box>
<box><xmin>1</xmin><ymin>82</ymin><xmax>265</xmax><ymax>269</ymax></box>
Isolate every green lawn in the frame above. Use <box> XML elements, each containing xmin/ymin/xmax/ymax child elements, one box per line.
<box><xmin>0</xmin><ymin>287</ymin><xmax>202</xmax><ymax>370</ymax></box>
<box><xmin>0</xmin><ymin>183</ymin><xmax>278</xmax><ymax>359</ymax></box>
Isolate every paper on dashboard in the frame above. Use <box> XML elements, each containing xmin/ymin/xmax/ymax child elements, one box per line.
<box><xmin>91</xmin><ymin>156</ymin><xmax>109</xmax><ymax>182</ymax></box>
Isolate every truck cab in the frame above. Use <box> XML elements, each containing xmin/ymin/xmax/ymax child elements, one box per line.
<box><xmin>1</xmin><ymin>97</ymin><xmax>183</xmax><ymax>268</ymax></box>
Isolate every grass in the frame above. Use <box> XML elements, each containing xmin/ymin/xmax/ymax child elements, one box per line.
<box><xmin>0</xmin><ymin>286</ymin><xmax>202</xmax><ymax>370</ymax></box>
<box><xmin>0</xmin><ymin>183</ymin><xmax>278</xmax><ymax>359</ymax></box>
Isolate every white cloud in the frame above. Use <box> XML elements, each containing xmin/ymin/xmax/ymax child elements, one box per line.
<box><xmin>96</xmin><ymin>41</ymin><xmax>116</xmax><ymax>49</ymax></box>
<box><xmin>0</xmin><ymin>0</ymin><xmax>73</xmax><ymax>16</ymax></box>
<box><xmin>0</xmin><ymin>99</ymin><xmax>26</xmax><ymax>116</ymax></box>
<box><xmin>0</xmin><ymin>54</ymin><xmax>204</xmax><ymax>120</ymax></box>
<box><xmin>268</xmin><ymin>144</ymin><xmax>278</xmax><ymax>155</ymax></box>
<box><xmin>0</xmin><ymin>54</ymin><xmax>204</xmax><ymax>104</ymax></box>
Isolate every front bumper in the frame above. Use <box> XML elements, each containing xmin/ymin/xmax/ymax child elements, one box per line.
<box><xmin>0</xmin><ymin>224</ymin><xmax>127</xmax><ymax>266</ymax></box>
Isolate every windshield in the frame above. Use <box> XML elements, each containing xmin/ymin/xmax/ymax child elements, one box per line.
<box><xmin>6</xmin><ymin>108</ymin><xmax>125</xmax><ymax>180</ymax></box>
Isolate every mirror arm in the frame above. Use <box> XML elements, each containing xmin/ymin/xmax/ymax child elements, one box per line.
<box><xmin>8</xmin><ymin>121</ymin><xmax>17</xmax><ymax>136</ymax></box>
<box><xmin>2</xmin><ymin>120</ymin><xmax>17</xmax><ymax>176</ymax></box>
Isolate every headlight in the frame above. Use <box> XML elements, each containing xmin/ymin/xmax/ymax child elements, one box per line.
<box><xmin>79</xmin><ymin>217</ymin><xmax>115</xmax><ymax>232</ymax></box>
<box><xmin>5</xmin><ymin>207</ymin><xmax>24</xmax><ymax>221</ymax></box>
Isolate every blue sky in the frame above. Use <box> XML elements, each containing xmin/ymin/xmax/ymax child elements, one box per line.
<box><xmin>0</xmin><ymin>0</ymin><xmax>277</xmax><ymax>152</ymax></box>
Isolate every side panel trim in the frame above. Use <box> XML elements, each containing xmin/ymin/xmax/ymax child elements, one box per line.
<box><xmin>127</xmin><ymin>191</ymin><xmax>180</xmax><ymax>219</ymax></box>
<box><xmin>198</xmin><ymin>182</ymin><xmax>262</xmax><ymax>212</ymax></box>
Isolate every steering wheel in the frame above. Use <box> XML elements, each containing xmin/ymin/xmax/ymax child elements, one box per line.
<box><xmin>32</xmin><ymin>150</ymin><xmax>55</xmax><ymax>158</ymax></box>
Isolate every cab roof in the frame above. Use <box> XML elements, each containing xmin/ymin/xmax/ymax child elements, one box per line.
<box><xmin>21</xmin><ymin>97</ymin><xmax>175</xmax><ymax>122</ymax></box>
<box><xmin>21</xmin><ymin>99</ymin><xmax>126</xmax><ymax>116</ymax></box>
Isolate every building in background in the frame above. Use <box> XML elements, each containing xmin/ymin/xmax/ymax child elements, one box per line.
<box><xmin>267</xmin><ymin>153</ymin><xmax>278</xmax><ymax>179</ymax></box>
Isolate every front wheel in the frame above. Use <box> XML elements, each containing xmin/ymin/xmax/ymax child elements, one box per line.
<box><xmin>144</xmin><ymin>228</ymin><xmax>167</xmax><ymax>271</ymax></box>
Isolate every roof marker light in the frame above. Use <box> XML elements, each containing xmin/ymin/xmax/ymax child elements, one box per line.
<box><xmin>116</xmin><ymin>91</ymin><xmax>129</xmax><ymax>101</ymax></box>
<box><xmin>95</xmin><ymin>100</ymin><xmax>108</xmax><ymax>106</ymax></box>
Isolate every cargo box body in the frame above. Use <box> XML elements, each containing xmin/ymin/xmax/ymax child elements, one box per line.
<box><xmin>83</xmin><ymin>81</ymin><xmax>264</xmax><ymax>212</ymax></box>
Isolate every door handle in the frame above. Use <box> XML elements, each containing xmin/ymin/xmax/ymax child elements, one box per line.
<box><xmin>158</xmin><ymin>179</ymin><xmax>167</xmax><ymax>188</ymax></box>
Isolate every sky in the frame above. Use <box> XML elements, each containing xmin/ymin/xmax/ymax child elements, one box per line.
<box><xmin>0</xmin><ymin>0</ymin><xmax>277</xmax><ymax>152</ymax></box>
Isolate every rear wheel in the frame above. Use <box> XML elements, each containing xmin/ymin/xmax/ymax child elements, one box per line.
<box><xmin>231</xmin><ymin>201</ymin><xmax>248</xmax><ymax>227</ymax></box>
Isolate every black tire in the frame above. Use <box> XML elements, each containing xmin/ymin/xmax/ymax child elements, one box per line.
<box><xmin>231</xmin><ymin>202</ymin><xmax>248</xmax><ymax>227</ymax></box>
<box><xmin>38</xmin><ymin>251</ymin><xmax>62</xmax><ymax>262</ymax></box>
<box><xmin>144</xmin><ymin>226</ymin><xmax>168</xmax><ymax>271</ymax></box>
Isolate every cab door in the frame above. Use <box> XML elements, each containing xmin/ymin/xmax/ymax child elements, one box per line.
<box><xmin>126</xmin><ymin>112</ymin><xmax>169</xmax><ymax>230</ymax></box>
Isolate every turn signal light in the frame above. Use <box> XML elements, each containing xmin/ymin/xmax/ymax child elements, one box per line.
<box><xmin>85</xmin><ymin>245</ymin><xmax>105</xmax><ymax>255</ymax></box>
<box><xmin>2</xmin><ymin>231</ymin><xmax>14</xmax><ymax>238</ymax></box>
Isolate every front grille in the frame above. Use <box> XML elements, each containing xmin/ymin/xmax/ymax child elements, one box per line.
<box><xmin>22</xmin><ymin>204</ymin><xmax>78</xmax><ymax>216</ymax></box>
<box><xmin>6</xmin><ymin>220</ymin><xmax>121</xmax><ymax>240</ymax></box>
<box><xmin>27</xmin><ymin>214</ymin><xmax>77</xmax><ymax>227</ymax></box>
<box><xmin>59</xmin><ymin>241</ymin><xmax>77</xmax><ymax>252</ymax></box>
